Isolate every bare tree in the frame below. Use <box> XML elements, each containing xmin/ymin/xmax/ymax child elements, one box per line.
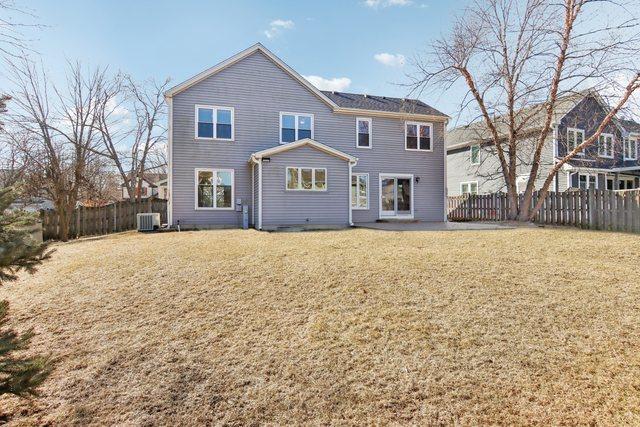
<box><xmin>5</xmin><ymin>58</ymin><xmax>106</xmax><ymax>240</ymax></box>
<box><xmin>413</xmin><ymin>0</ymin><xmax>640</xmax><ymax>220</ymax></box>
<box><xmin>94</xmin><ymin>75</ymin><xmax>169</xmax><ymax>202</ymax></box>
<box><xmin>0</xmin><ymin>0</ymin><xmax>41</xmax><ymax>59</ymax></box>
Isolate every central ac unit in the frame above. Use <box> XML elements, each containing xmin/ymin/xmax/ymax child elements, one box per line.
<box><xmin>137</xmin><ymin>213</ymin><xmax>161</xmax><ymax>232</ymax></box>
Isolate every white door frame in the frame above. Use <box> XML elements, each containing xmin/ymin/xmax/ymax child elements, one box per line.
<box><xmin>378</xmin><ymin>173</ymin><xmax>414</xmax><ymax>219</ymax></box>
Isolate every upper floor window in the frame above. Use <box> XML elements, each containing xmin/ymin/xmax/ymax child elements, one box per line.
<box><xmin>624</xmin><ymin>137</ymin><xmax>638</xmax><ymax>160</ymax></box>
<box><xmin>286</xmin><ymin>167</ymin><xmax>326</xmax><ymax>191</ymax></box>
<box><xmin>280</xmin><ymin>113</ymin><xmax>313</xmax><ymax>144</ymax></box>
<box><xmin>470</xmin><ymin>144</ymin><xmax>480</xmax><ymax>164</ymax></box>
<box><xmin>405</xmin><ymin>122</ymin><xmax>432</xmax><ymax>151</ymax></box>
<box><xmin>195</xmin><ymin>105</ymin><xmax>234</xmax><ymax>140</ymax></box>
<box><xmin>598</xmin><ymin>133</ymin><xmax>614</xmax><ymax>158</ymax></box>
<box><xmin>196</xmin><ymin>169</ymin><xmax>234</xmax><ymax>209</ymax></box>
<box><xmin>567</xmin><ymin>128</ymin><xmax>585</xmax><ymax>155</ymax></box>
<box><xmin>356</xmin><ymin>118</ymin><xmax>372</xmax><ymax>148</ymax></box>
<box><xmin>351</xmin><ymin>173</ymin><xmax>369</xmax><ymax>209</ymax></box>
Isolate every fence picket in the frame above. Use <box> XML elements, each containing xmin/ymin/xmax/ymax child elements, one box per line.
<box><xmin>38</xmin><ymin>198</ymin><xmax>167</xmax><ymax>241</ymax></box>
<box><xmin>447</xmin><ymin>190</ymin><xmax>639</xmax><ymax>234</ymax></box>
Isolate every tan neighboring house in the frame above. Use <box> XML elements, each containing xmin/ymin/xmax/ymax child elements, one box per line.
<box><xmin>121</xmin><ymin>173</ymin><xmax>168</xmax><ymax>200</ymax></box>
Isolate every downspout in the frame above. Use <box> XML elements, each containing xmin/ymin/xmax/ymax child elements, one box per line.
<box><xmin>258</xmin><ymin>158</ymin><xmax>263</xmax><ymax>230</ymax></box>
<box><xmin>166</xmin><ymin>96</ymin><xmax>173</xmax><ymax>225</ymax></box>
<box><xmin>443</xmin><ymin>118</ymin><xmax>449</xmax><ymax>222</ymax></box>
<box><xmin>348</xmin><ymin>161</ymin><xmax>354</xmax><ymax>226</ymax></box>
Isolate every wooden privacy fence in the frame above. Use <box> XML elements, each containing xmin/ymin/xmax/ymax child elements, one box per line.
<box><xmin>448</xmin><ymin>189</ymin><xmax>640</xmax><ymax>233</ymax></box>
<box><xmin>40</xmin><ymin>198</ymin><xmax>167</xmax><ymax>241</ymax></box>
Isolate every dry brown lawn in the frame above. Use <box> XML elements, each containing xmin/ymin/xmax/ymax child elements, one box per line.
<box><xmin>1</xmin><ymin>227</ymin><xmax>639</xmax><ymax>425</ymax></box>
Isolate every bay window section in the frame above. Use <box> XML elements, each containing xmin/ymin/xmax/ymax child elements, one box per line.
<box><xmin>196</xmin><ymin>105</ymin><xmax>234</xmax><ymax>140</ymax></box>
<box><xmin>286</xmin><ymin>167</ymin><xmax>327</xmax><ymax>191</ymax></box>
<box><xmin>351</xmin><ymin>173</ymin><xmax>369</xmax><ymax>209</ymax></box>
<box><xmin>196</xmin><ymin>169</ymin><xmax>234</xmax><ymax>209</ymax></box>
<box><xmin>280</xmin><ymin>113</ymin><xmax>313</xmax><ymax>143</ymax></box>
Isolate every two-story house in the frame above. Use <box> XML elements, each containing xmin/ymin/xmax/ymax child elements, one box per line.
<box><xmin>165</xmin><ymin>44</ymin><xmax>449</xmax><ymax>230</ymax></box>
<box><xmin>447</xmin><ymin>90</ymin><xmax>640</xmax><ymax>195</ymax></box>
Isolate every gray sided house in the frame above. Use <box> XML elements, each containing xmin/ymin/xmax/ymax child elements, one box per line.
<box><xmin>165</xmin><ymin>43</ymin><xmax>449</xmax><ymax>230</ymax></box>
<box><xmin>447</xmin><ymin>91</ymin><xmax>640</xmax><ymax>196</ymax></box>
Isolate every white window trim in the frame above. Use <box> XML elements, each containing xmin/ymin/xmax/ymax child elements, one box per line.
<box><xmin>624</xmin><ymin>137</ymin><xmax>638</xmax><ymax>160</ymax></box>
<box><xmin>460</xmin><ymin>181</ymin><xmax>478</xmax><ymax>195</ymax></box>
<box><xmin>194</xmin><ymin>105</ymin><xmax>235</xmax><ymax>141</ymax></box>
<box><xmin>404</xmin><ymin>121</ymin><xmax>433</xmax><ymax>152</ymax></box>
<box><xmin>194</xmin><ymin>168</ymin><xmax>235</xmax><ymax>210</ymax></box>
<box><xmin>598</xmin><ymin>133</ymin><xmax>614</xmax><ymax>159</ymax></box>
<box><xmin>351</xmin><ymin>172</ymin><xmax>369</xmax><ymax>210</ymax></box>
<box><xmin>577</xmin><ymin>173</ymin><xmax>598</xmax><ymax>190</ymax></box>
<box><xmin>285</xmin><ymin>166</ymin><xmax>327</xmax><ymax>191</ymax></box>
<box><xmin>355</xmin><ymin>117</ymin><xmax>372</xmax><ymax>149</ymax></box>
<box><xmin>470</xmin><ymin>144</ymin><xmax>480</xmax><ymax>165</ymax></box>
<box><xmin>279</xmin><ymin>112</ymin><xmax>314</xmax><ymax>144</ymax></box>
<box><xmin>567</xmin><ymin>127</ymin><xmax>585</xmax><ymax>156</ymax></box>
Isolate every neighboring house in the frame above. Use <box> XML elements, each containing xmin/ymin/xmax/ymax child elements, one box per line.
<box><xmin>165</xmin><ymin>43</ymin><xmax>449</xmax><ymax>230</ymax></box>
<box><xmin>121</xmin><ymin>173</ymin><xmax>167</xmax><ymax>200</ymax></box>
<box><xmin>447</xmin><ymin>90</ymin><xmax>640</xmax><ymax>196</ymax></box>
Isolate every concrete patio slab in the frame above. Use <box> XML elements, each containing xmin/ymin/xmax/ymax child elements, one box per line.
<box><xmin>356</xmin><ymin>221</ymin><xmax>516</xmax><ymax>232</ymax></box>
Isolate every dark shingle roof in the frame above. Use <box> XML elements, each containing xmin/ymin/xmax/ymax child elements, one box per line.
<box><xmin>621</xmin><ymin>119</ymin><xmax>640</xmax><ymax>134</ymax></box>
<box><xmin>321</xmin><ymin>91</ymin><xmax>448</xmax><ymax>117</ymax></box>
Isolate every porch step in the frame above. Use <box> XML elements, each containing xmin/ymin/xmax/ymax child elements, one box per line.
<box><xmin>375</xmin><ymin>219</ymin><xmax>420</xmax><ymax>223</ymax></box>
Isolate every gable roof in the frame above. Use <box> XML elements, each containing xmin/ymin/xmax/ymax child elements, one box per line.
<box><xmin>249</xmin><ymin>139</ymin><xmax>357</xmax><ymax>164</ymax></box>
<box><xmin>165</xmin><ymin>43</ymin><xmax>338</xmax><ymax>109</ymax></box>
<box><xmin>322</xmin><ymin>91</ymin><xmax>448</xmax><ymax>117</ymax></box>
<box><xmin>620</xmin><ymin>119</ymin><xmax>640</xmax><ymax>135</ymax></box>
<box><xmin>165</xmin><ymin>43</ymin><xmax>448</xmax><ymax>122</ymax></box>
<box><xmin>447</xmin><ymin>90</ymin><xmax>620</xmax><ymax>149</ymax></box>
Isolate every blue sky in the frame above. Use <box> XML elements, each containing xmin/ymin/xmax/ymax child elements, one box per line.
<box><xmin>13</xmin><ymin>0</ymin><xmax>468</xmax><ymax>116</ymax></box>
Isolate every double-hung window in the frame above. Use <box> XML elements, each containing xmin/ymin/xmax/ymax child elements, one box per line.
<box><xmin>195</xmin><ymin>105</ymin><xmax>234</xmax><ymax>140</ymax></box>
<box><xmin>470</xmin><ymin>144</ymin><xmax>480</xmax><ymax>164</ymax></box>
<box><xmin>405</xmin><ymin>122</ymin><xmax>432</xmax><ymax>151</ymax></box>
<box><xmin>624</xmin><ymin>137</ymin><xmax>638</xmax><ymax>160</ymax></box>
<box><xmin>598</xmin><ymin>133</ymin><xmax>614</xmax><ymax>158</ymax></box>
<box><xmin>351</xmin><ymin>173</ymin><xmax>369</xmax><ymax>209</ymax></box>
<box><xmin>356</xmin><ymin>118</ymin><xmax>372</xmax><ymax>148</ymax></box>
<box><xmin>280</xmin><ymin>113</ymin><xmax>313</xmax><ymax>143</ymax></box>
<box><xmin>195</xmin><ymin>169</ymin><xmax>234</xmax><ymax>209</ymax></box>
<box><xmin>286</xmin><ymin>167</ymin><xmax>326</xmax><ymax>191</ymax></box>
<box><xmin>461</xmin><ymin>181</ymin><xmax>478</xmax><ymax>195</ymax></box>
<box><xmin>578</xmin><ymin>173</ymin><xmax>597</xmax><ymax>190</ymax></box>
<box><xmin>567</xmin><ymin>128</ymin><xmax>585</xmax><ymax>155</ymax></box>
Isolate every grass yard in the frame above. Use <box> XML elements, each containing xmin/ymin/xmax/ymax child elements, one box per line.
<box><xmin>1</xmin><ymin>227</ymin><xmax>640</xmax><ymax>425</ymax></box>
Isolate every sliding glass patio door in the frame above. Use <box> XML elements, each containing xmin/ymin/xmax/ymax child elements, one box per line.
<box><xmin>380</xmin><ymin>174</ymin><xmax>413</xmax><ymax>218</ymax></box>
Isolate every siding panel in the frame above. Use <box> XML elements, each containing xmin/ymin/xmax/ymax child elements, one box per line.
<box><xmin>171</xmin><ymin>51</ymin><xmax>446</xmax><ymax>226</ymax></box>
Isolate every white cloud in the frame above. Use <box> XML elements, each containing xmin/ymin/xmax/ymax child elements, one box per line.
<box><xmin>303</xmin><ymin>75</ymin><xmax>352</xmax><ymax>92</ymax></box>
<box><xmin>264</xmin><ymin>19</ymin><xmax>294</xmax><ymax>39</ymax></box>
<box><xmin>364</xmin><ymin>0</ymin><xmax>412</xmax><ymax>8</ymax></box>
<box><xmin>374</xmin><ymin>53</ymin><xmax>406</xmax><ymax>67</ymax></box>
